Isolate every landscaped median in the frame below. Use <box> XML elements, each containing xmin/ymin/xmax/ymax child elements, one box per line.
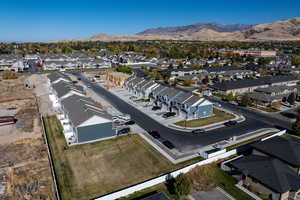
<box><xmin>174</xmin><ymin>108</ymin><xmax>235</xmax><ymax>128</ymax></box>
<box><xmin>42</xmin><ymin>116</ymin><xmax>202</xmax><ymax>200</ymax></box>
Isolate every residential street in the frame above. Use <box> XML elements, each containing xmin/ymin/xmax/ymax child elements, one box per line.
<box><xmin>74</xmin><ymin>72</ymin><xmax>280</xmax><ymax>155</ymax></box>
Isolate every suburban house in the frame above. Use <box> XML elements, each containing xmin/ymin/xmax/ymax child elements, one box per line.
<box><xmin>124</xmin><ymin>76</ymin><xmax>213</xmax><ymax>119</ymax></box>
<box><xmin>210</xmin><ymin>76</ymin><xmax>299</xmax><ymax>96</ymax></box>
<box><xmin>165</xmin><ymin>66</ymin><xmax>240</xmax><ymax>80</ymax></box>
<box><xmin>47</xmin><ymin>72</ymin><xmax>116</xmax><ymax>145</ymax></box>
<box><xmin>248</xmin><ymin>85</ymin><xmax>300</xmax><ymax>106</ymax></box>
<box><xmin>225</xmin><ymin>137</ymin><xmax>300</xmax><ymax>200</ymax></box>
<box><xmin>176</xmin><ymin>69</ymin><xmax>258</xmax><ymax>85</ymax></box>
<box><xmin>41</xmin><ymin>53</ymin><xmax>111</xmax><ymax>70</ymax></box>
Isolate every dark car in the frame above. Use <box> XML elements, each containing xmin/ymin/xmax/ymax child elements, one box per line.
<box><xmin>162</xmin><ymin>112</ymin><xmax>176</xmax><ymax>118</ymax></box>
<box><xmin>152</xmin><ymin>106</ymin><xmax>162</xmax><ymax>111</ymax></box>
<box><xmin>117</xmin><ymin>127</ymin><xmax>130</xmax><ymax>135</ymax></box>
<box><xmin>163</xmin><ymin>140</ymin><xmax>175</xmax><ymax>149</ymax></box>
<box><xmin>191</xmin><ymin>129</ymin><xmax>205</xmax><ymax>134</ymax></box>
<box><xmin>77</xmin><ymin>77</ymin><xmax>81</xmax><ymax>81</ymax></box>
<box><xmin>149</xmin><ymin>131</ymin><xmax>160</xmax><ymax>139</ymax></box>
<box><xmin>125</xmin><ymin>120</ymin><xmax>135</xmax><ymax>125</ymax></box>
<box><xmin>224</xmin><ymin>120</ymin><xmax>237</xmax><ymax>126</ymax></box>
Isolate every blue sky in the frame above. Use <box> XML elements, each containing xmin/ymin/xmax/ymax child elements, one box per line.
<box><xmin>1</xmin><ymin>0</ymin><xmax>300</xmax><ymax>42</ymax></box>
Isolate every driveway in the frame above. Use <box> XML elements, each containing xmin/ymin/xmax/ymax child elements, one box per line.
<box><xmin>189</xmin><ymin>188</ymin><xmax>234</xmax><ymax>200</ymax></box>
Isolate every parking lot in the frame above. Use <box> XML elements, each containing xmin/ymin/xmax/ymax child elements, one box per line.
<box><xmin>110</xmin><ymin>87</ymin><xmax>188</xmax><ymax>125</ymax></box>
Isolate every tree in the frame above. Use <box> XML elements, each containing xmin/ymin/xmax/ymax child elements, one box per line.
<box><xmin>292</xmin><ymin>56</ymin><xmax>300</xmax><ymax>66</ymax></box>
<box><xmin>240</xmin><ymin>93</ymin><xmax>252</xmax><ymax>107</ymax></box>
<box><xmin>296</xmin><ymin>106</ymin><xmax>300</xmax><ymax>115</ymax></box>
<box><xmin>168</xmin><ymin>64</ymin><xmax>174</xmax><ymax>70</ymax></box>
<box><xmin>184</xmin><ymin>79</ymin><xmax>193</xmax><ymax>87</ymax></box>
<box><xmin>155</xmin><ymin>73</ymin><xmax>162</xmax><ymax>80</ymax></box>
<box><xmin>292</xmin><ymin>118</ymin><xmax>300</xmax><ymax>135</ymax></box>
<box><xmin>226</xmin><ymin>93</ymin><xmax>235</xmax><ymax>101</ymax></box>
<box><xmin>177</xmin><ymin>62</ymin><xmax>184</xmax><ymax>69</ymax></box>
<box><xmin>287</xmin><ymin>92</ymin><xmax>296</xmax><ymax>105</ymax></box>
<box><xmin>202</xmin><ymin>76</ymin><xmax>210</xmax><ymax>85</ymax></box>
<box><xmin>173</xmin><ymin>174</ymin><xmax>191</xmax><ymax>197</ymax></box>
<box><xmin>257</xmin><ymin>57</ymin><xmax>271</xmax><ymax>65</ymax></box>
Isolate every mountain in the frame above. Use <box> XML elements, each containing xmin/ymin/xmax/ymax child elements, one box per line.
<box><xmin>56</xmin><ymin>18</ymin><xmax>300</xmax><ymax>42</ymax></box>
<box><xmin>137</xmin><ymin>23</ymin><xmax>252</xmax><ymax>35</ymax></box>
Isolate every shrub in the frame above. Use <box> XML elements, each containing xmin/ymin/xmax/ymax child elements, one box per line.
<box><xmin>173</xmin><ymin>174</ymin><xmax>191</xmax><ymax>197</ymax></box>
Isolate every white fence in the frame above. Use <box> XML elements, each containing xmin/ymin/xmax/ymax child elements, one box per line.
<box><xmin>261</xmin><ymin>130</ymin><xmax>286</xmax><ymax>141</ymax></box>
<box><xmin>95</xmin><ymin>150</ymin><xmax>236</xmax><ymax>200</ymax></box>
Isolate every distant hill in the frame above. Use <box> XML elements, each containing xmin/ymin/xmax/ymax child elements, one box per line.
<box><xmin>56</xmin><ymin>18</ymin><xmax>300</xmax><ymax>42</ymax></box>
<box><xmin>137</xmin><ymin>23</ymin><xmax>252</xmax><ymax>35</ymax></box>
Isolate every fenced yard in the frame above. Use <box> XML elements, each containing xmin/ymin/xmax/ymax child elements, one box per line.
<box><xmin>43</xmin><ymin>116</ymin><xmax>200</xmax><ymax>200</ymax></box>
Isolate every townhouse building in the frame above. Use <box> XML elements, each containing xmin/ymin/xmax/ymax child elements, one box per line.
<box><xmin>210</xmin><ymin>76</ymin><xmax>299</xmax><ymax>96</ymax></box>
<box><xmin>47</xmin><ymin>72</ymin><xmax>116</xmax><ymax>145</ymax></box>
<box><xmin>125</xmin><ymin>77</ymin><xmax>213</xmax><ymax>119</ymax></box>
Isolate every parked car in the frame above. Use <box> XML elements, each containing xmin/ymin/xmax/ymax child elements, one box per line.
<box><xmin>162</xmin><ymin>112</ymin><xmax>176</xmax><ymax>118</ymax></box>
<box><xmin>152</xmin><ymin>106</ymin><xmax>162</xmax><ymax>111</ymax></box>
<box><xmin>117</xmin><ymin>127</ymin><xmax>130</xmax><ymax>135</ymax></box>
<box><xmin>281</xmin><ymin>102</ymin><xmax>292</xmax><ymax>107</ymax></box>
<box><xmin>125</xmin><ymin>120</ymin><xmax>135</xmax><ymax>125</ymax></box>
<box><xmin>162</xmin><ymin>140</ymin><xmax>175</xmax><ymax>149</ymax></box>
<box><xmin>224</xmin><ymin>120</ymin><xmax>237</xmax><ymax>126</ymax></box>
<box><xmin>191</xmin><ymin>129</ymin><xmax>205</xmax><ymax>134</ymax></box>
<box><xmin>213</xmin><ymin>103</ymin><xmax>222</xmax><ymax>108</ymax></box>
<box><xmin>148</xmin><ymin>131</ymin><xmax>160</xmax><ymax>139</ymax></box>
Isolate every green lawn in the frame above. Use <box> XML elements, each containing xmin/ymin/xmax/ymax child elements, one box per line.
<box><xmin>175</xmin><ymin>108</ymin><xmax>235</xmax><ymax>128</ymax></box>
<box><xmin>212</xmin><ymin>165</ymin><xmax>254</xmax><ymax>200</ymax></box>
<box><xmin>250</xmin><ymin>105</ymin><xmax>278</xmax><ymax>113</ymax></box>
<box><xmin>43</xmin><ymin>116</ymin><xmax>201</xmax><ymax>200</ymax></box>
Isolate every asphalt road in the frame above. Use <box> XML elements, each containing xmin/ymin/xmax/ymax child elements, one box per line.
<box><xmin>74</xmin><ymin>72</ymin><xmax>280</xmax><ymax>153</ymax></box>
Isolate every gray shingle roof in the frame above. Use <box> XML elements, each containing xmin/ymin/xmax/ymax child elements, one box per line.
<box><xmin>183</xmin><ymin>95</ymin><xmax>201</xmax><ymax>106</ymax></box>
<box><xmin>252</xmin><ymin>136</ymin><xmax>300</xmax><ymax>167</ymax></box>
<box><xmin>47</xmin><ymin>72</ymin><xmax>71</xmax><ymax>83</ymax></box>
<box><xmin>173</xmin><ymin>92</ymin><xmax>193</xmax><ymax>104</ymax></box>
<box><xmin>151</xmin><ymin>85</ymin><xmax>168</xmax><ymax>95</ymax></box>
<box><xmin>52</xmin><ymin>81</ymin><xmax>84</xmax><ymax>98</ymax></box>
<box><xmin>61</xmin><ymin>94</ymin><xmax>111</xmax><ymax>127</ymax></box>
<box><xmin>228</xmin><ymin>155</ymin><xmax>300</xmax><ymax>193</ymax></box>
<box><xmin>210</xmin><ymin>76</ymin><xmax>299</xmax><ymax>91</ymax></box>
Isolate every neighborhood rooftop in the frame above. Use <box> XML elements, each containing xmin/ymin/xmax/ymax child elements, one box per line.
<box><xmin>228</xmin><ymin>154</ymin><xmax>300</xmax><ymax>193</ymax></box>
<box><xmin>252</xmin><ymin>136</ymin><xmax>300</xmax><ymax>167</ymax></box>
<box><xmin>210</xmin><ymin>75</ymin><xmax>299</xmax><ymax>91</ymax></box>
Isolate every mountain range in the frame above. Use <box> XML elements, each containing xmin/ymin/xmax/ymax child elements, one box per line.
<box><xmin>58</xmin><ymin>18</ymin><xmax>300</xmax><ymax>42</ymax></box>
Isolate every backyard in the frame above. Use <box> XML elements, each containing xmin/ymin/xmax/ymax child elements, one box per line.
<box><xmin>122</xmin><ymin>163</ymin><xmax>253</xmax><ymax>200</ymax></box>
<box><xmin>43</xmin><ymin>116</ymin><xmax>201</xmax><ymax>200</ymax></box>
<box><xmin>175</xmin><ymin>108</ymin><xmax>235</xmax><ymax>128</ymax></box>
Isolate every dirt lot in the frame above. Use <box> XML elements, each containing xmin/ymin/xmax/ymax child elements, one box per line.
<box><xmin>44</xmin><ymin>115</ymin><xmax>200</xmax><ymax>200</ymax></box>
<box><xmin>0</xmin><ymin>74</ymin><xmax>55</xmax><ymax>200</ymax></box>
